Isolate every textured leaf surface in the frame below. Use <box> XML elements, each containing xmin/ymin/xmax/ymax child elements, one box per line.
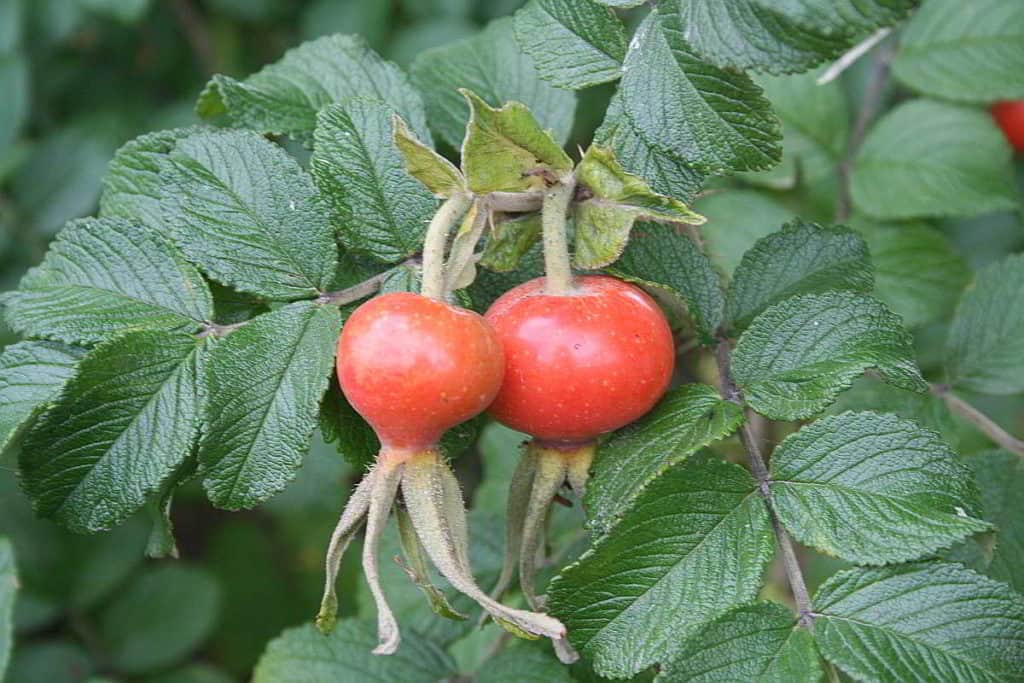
<box><xmin>0</xmin><ymin>341</ymin><xmax>83</xmax><ymax>454</ymax></box>
<box><xmin>0</xmin><ymin>538</ymin><xmax>14</xmax><ymax>682</ymax></box>
<box><xmin>586</xmin><ymin>384</ymin><xmax>743</xmax><ymax>535</ymax></box>
<box><xmin>20</xmin><ymin>331</ymin><xmax>204</xmax><ymax>532</ymax></box>
<box><xmin>619</xmin><ymin>11</ymin><xmax>781</xmax><ymax>174</ymax></box>
<box><xmin>2</xmin><ymin>217</ymin><xmax>212</xmax><ymax>345</ymax></box>
<box><xmin>548</xmin><ymin>456</ymin><xmax>774</xmax><ymax>677</ymax></box>
<box><xmin>968</xmin><ymin>451</ymin><xmax>1024</xmax><ymax>592</ymax></box>
<box><xmin>658</xmin><ymin>602</ymin><xmax>820</xmax><ymax>683</ymax></box>
<box><xmin>201</xmin><ymin>302</ymin><xmax>341</xmax><ymax>509</ymax></box>
<box><xmin>945</xmin><ymin>254</ymin><xmax>1024</xmax><ymax>394</ymax></box>
<box><xmin>253</xmin><ymin>621</ymin><xmax>456</xmax><ymax>682</ymax></box>
<box><xmin>609</xmin><ymin>221</ymin><xmax>723</xmax><ymax>343</ymax></box>
<box><xmin>732</xmin><ymin>291</ymin><xmax>926</xmax><ymax>420</ymax></box>
<box><xmin>659</xmin><ymin>0</ymin><xmax>917</xmax><ymax>74</ymax></box>
<box><xmin>815</xmin><ymin>562</ymin><xmax>1024</xmax><ymax>683</ymax></box>
<box><xmin>770</xmin><ymin>411</ymin><xmax>989</xmax><ymax>565</ymax></box>
<box><xmin>392</xmin><ymin>114</ymin><xmax>464</xmax><ymax>197</ymax></box>
<box><xmin>513</xmin><ymin>0</ymin><xmax>626</xmax><ymax>89</ymax></box>
<box><xmin>196</xmin><ymin>34</ymin><xmax>429</xmax><ymax>144</ymax></box>
<box><xmin>410</xmin><ymin>17</ymin><xmax>576</xmax><ymax>148</ymax></box>
<box><xmin>892</xmin><ymin>0</ymin><xmax>1024</xmax><ymax>103</ymax></box>
<box><xmin>851</xmin><ymin>100</ymin><xmax>1018</xmax><ymax>219</ymax></box>
<box><xmin>162</xmin><ymin>130</ymin><xmax>338</xmax><ymax>299</ymax></box>
<box><xmin>725</xmin><ymin>220</ymin><xmax>872</xmax><ymax>331</ymax></box>
<box><xmin>312</xmin><ymin>100</ymin><xmax>435</xmax><ymax>263</ymax></box>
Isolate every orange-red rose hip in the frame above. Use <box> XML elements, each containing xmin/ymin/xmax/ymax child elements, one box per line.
<box><xmin>993</xmin><ymin>100</ymin><xmax>1024</xmax><ymax>153</ymax></box>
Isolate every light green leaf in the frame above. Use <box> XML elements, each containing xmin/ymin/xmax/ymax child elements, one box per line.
<box><xmin>410</xmin><ymin>17</ymin><xmax>576</xmax><ymax>149</ymax></box>
<box><xmin>476</xmin><ymin>643</ymin><xmax>574</xmax><ymax>683</ymax></box>
<box><xmin>573</xmin><ymin>145</ymin><xmax>704</xmax><ymax>269</ymax></box>
<box><xmin>967</xmin><ymin>450</ymin><xmax>1024</xmax><ymax>592</ymax></box>
<box><xmin>893</xmin><ymin>0</ymin><xmax>1024</xmax><ymax>104</ymax></box>
<box><xmin>658</xmin><ymin>0</ymin><xmax>917</xmax><ymax>75</ymax></box>
<box><xmin>725</xmin><ymin>220</ymin><xmax>872</xmax><ymax>331</ymax></box>
<box><xmin>2</xmin><ymin>217</ymin><xmax>213</xmax><ymax>345</ymax></box>
<box><xmin>461</xmin><ymin>89</ymin><xmax>573</xmax><ymax>193</ymax></box>
<box><xmin>253</xmin><ymin>621</ymin><xmax>457</xmax><ymax>682</ymax></box>
<box><xmin>100</xmin><ymin>564</ymin><xmax>220</xmax><ymax>675</ymax></box>
<box><xmin>19</xmin><ymin>331</ymin><xmax>205</xmax><ymax>533</ymax></box>
<box><xmin>0</xmin><ymin>341</ymin><xmax>83</xmax><ymax>454</ymax></box>
<box><xmin>770</xmin><ymin>411</ymin><xmax>989</xmax><ymax>565</ymax></box>
<box><xmin>392</xmin><ymin>114</ymin><xmax>465</xmax><ymax>197</ymax></box>
<box><xmin>732</xmin><ymin>291</ymin><xmax>926</xmax><ymax>420</ymax></box>
<box><xmin>196</xmin><ymin>34</ymin><xmax>430</xmax><ymax>145</ymax></box>
<box><xmin>161</xmin><ymin>129</ymin><xmax>338</xmax><ymax>300</ymax></box>
<box><xmin>608</xmin><ymin>221</ymin><xmax>723</xmax><ymax>343</ymax></box>
<box><xmin>619</xmin><ymin>11</ymin><xmax>781</xmax><ymax>174</ymax></box>
<box><xmin>548</xmin><ymin>456</ymin><xmax>774</xmax><ymax>678</ymax></box>
<box><xmin>658</xmin><ymin>602</ymin><xmax>821</xmax><ymax>683</ymax></box>
<box><xmin>200</xmin><ymin>302</ymin><xmax>341</xmax><ymax>510</ymax></box>
<box><xmin>851</xmin><ymin>100</ymin><xmax>1018</xmax><ymax>219</ymax></box>
<box><xmin>585</xmin><ymin>384</ymin><xmax>744</xmax><ymax>535</ymax></box>
<box><xmin>945</xmin><ymin>254</ymin><xmax>1024</xmax><ymax>394</ymax></box>
<box><xmin>0</xmin><ymin>538</ymin><xmax>14</xmax><ymax>682</ymax></box>
<box><xmin>479</xmin><ymin>213</ymin><xmax>542</xmax><ymax>272</ymax></box>
<box><xmin>513</xmin><ymin>0</ymin><xmax>626</xmax><ymax>89</ymax></box>
<box><xmin>853</xmin><ymin>218</ymin><xmax>969</xmax><ymax>329</ymax></box>
<box><xmin>815</xmin><ymin>562</ymin><xmax>1024</xmax><ymax>683</ymax></box>
<box><xmin>312</xmin><ymin>100</ymin><xmax>436</xmax><ymax>263</ymax></box>
<box><xmin>695</xmin><ymin>190</ymin><xmax>794</xmax><ymax>278</ymax></box>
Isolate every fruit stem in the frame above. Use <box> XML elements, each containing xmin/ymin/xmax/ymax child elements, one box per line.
<box><xmin>541</xmin><ymin>177</ymin><xmax>577</xmax><ymax>295</ymax></box>
<box><xmin>421</xmin><ymin>193</ymin><xmax>472</xmax><ymax>301</ymax></box>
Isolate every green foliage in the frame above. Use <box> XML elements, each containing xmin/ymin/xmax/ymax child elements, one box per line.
<box><xmin>0</xmin><ymin>340</ymin><xmax>83</xmax><ymax>454</ymax></box>
<box><xmin>0</xmin><ymin>538</ymin><xmax>14</xmax><ymax>681</ymax></box>
<box><xmin>967</xmin><ymin>451</ymin><xmax>1024</xmax><ymax>592</ymax></box>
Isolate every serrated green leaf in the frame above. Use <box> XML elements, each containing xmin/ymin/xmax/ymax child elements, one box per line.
<box><xmin>725</xmin><ymin>220</ymin><xmax>872</xmax><ymax>331</ymax></box>
<box><xmin>99</xmin><ymin>127</ymin><xmax>203</xmax><ymax>231</ymax></box>
<box><xmin>619</xmin><ymin>10</ymin><xmax>781</xmax><ymax>174</ymax></box>
<box><xmin>161</xmin><ymin>129</ymin><xmax>338</xmax><ymax>300</ymax></box>
<box><xmin>851</xmin><ymin>100</ymin><xmax>1018</xmax><ymax>220</ymax></box>
<box><xmin>196</xmin><ymin>34</ymin><xmax>430</xmax><ymax>145</ymax></box>
<box><xmin>461</xmin><ymin>89</ymin><xmax>573</xmax><ymax>193</ymax></box>
<box><xmin>2</xmin><ymin>217</ymin><xmax>213</xmax><ymax>345</ymax></box>
<box><xmin>0</xmin><ymin>341</ymin><xmax>83</xmax><ymax>454</ymax></box>
<box><xmin>770</xmin><ymin>411</ymin><xmax>989</xmax><ymax>565</ymax></box>
<box><xmin>253</xmin><ymin>621</ymin><xmax>457</xmax><ymax>682</ymax></box>
<box><xmin>19</xmin><ymin>331</ymin><xmax>205</xmax><ymax>533</ymax></box>
<box><xmin>967</xmin><ymin>450</ymin><xmax>1024</xmax><ymax>592</ymax></box>
<box><xmin>946</xmin><ymin>254</ymin><xmax>1024</xmax><ymax>395</ymax></box>
<box><xmin>392</xmin><ymin>114</ymin><xmax>465</xmax><ymax>197</ymax></box>
<box><xmin>513</xmin><ymin>0</ymin><xmax>626</xmax><ymax>89</ymax></box>
<box><xmin>658</xmin><ymin>602</ymin><xmax>821</xmax><ymax>683</ymax></box>
<box><xmin>548</xmin><ymin>456</ymin><xmax>774</xmax><ymax>678</ymax></box>
<box><xmin>573</xmin><ymin>145</ymin><xmax>704</xmax><ymax>269</ymax></box>
<box><xmin>479</xmin><ymin>213</ymin><xmax>542</xmax><ymax>272</ymax></box>
<box><xmin>893</xmin><ymin>0</ymin><xmax>1024</xmax><ymax>104</ymax></box>
<box><xmin>658</xmin><ymin>0</ymin><xmax>916</xmax><ymax>75</ymax></box>
<box><xmin>594</xmin><ymin>92</ymin><xmax>705</xmax><ymax>204</ymax></box>
<box><xmin>100</xmin><ymin>564</ymin><xmax>220</xmax><ymax>675</ymax></box>
<box><xmin>609</xmin><ymin>221</ymin><xmax>723</xmax><ymax>343</ymax></box>
<box><xmin>476</xmin><ymin>643</ymin><xmax>574</xmax><ymax>683</ymax></box>
<box><xmin>0</xmin><ymin>538</ymin><xmax>15</xmax><ymax>682</ymax></box>
<box><xmin>696</xmin><ymin>190</ymin><xmax>795</xmax><ymax>278</ymax></box>
<box><xmin>320</xmin><ymin>377</ymin><xmax>379</xmax><ymax>470</ymax></box>
<box><xmin>853</xmin><ymin>218</ymin><xmax>969</xmax><ymax>329</ymax></box>
<box><xmin>410</xmin><ymin>17</ymin><xmax>576</xmax><ymax>149</ymax></box>
<box><xmin>200</xmin><ymin>302</ymin><xmax>340</xmax><ymax>509</ymax></box>
<box><xmin>585</xmin><ymin>384</ymin><xmax>743</xmax><ymax>535</ymax></box>
<box><xmin>732</xmin><ymin>291</ymin><xmax>926</xmax><ymax>420</ymax></box>
<box><xmin>312</xmin><ymin>100</ymin><xmax>436</xmax><ymax>263</ymax></box>
<box><xmin>815</xmin><ymin>562</ymin><xmax>1024</xmax><ymax>683</ymax></box>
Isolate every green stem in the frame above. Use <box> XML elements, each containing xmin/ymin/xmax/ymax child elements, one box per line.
<box><xmin>421</xmin><ymin>193</ymin><xmax>472</xmax><ymax>300</ymax></box>
<box><xmin>541</xmin><ymin>179</ymin><xmax>577</xmax><ymax>295</ymax></box>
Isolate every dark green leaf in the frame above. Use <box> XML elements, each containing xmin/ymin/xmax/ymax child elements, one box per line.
<box><xmin>479</xmin><ymin>214</ymin><xmax>542</xmax><ymax>272</ymax></box>
<box><xmin>548</xmin><ymin>456</ymin><xmax>774</xmax><ymax>678</ymax></box>
<box><xmin>161</xmin><ymin>130</ymin><xmax>338</xmax><ymax>300</ymax></box>
<box><xmin>0</xmin><ymin>537</ymin><xmax>14</xmax><ymax>682</ymax></box>
<box><xmin>0</xmin><ymin>341</ymin><xmax>83</xmax><ymax>454</ymax></box>
<box><xmin>0</xmin><ymin>53</ymin><xmax>28</xmax><ymax>151</ymax></box>
<box><xmin>20</xmin><ymin>331</ymin><xmax>205</xmax><ymax>532</ymax></box>
<box><xmin>2</xmin><ymin>217</ymin><xmax>213</xmax><ymax>345</ymax></box>
<box><xmin>658</xmin><ymin>602</ymin><xmax>821</xmax><ymax>683</ymax></box>
<box><xmin>732</xmin><ymin>291</ymin><xmax>926</xmax><ymax>420</ymax></box>
<box><xmin>201</xmin><ymin>302</ymin><xmax>341</xmax><ymax>509</ymax></box>
<box><xmin>476</xmin><ymin>643</ymin><xmax>574</xmax><ymax>683</ymax></box>
<box><xmin>815</xmin><ymin>562</ymin><xmax>1024</xmax><ymax>683</ymax></box>
<box><xmin>7</xmin><ymin>640</ymin><xmax>92</xmax><ymax>683</ymax></box>
<box><xmin>967</xmin><ymin>450</ymin><xmax>1024</xmax><ymax>592</ymax></box>
<box><xmin>585</xmin><ymin>384</ymin><xmax>743</xmax><ymax>535</ymax></box>
<box><xmin>619</xmin><ymin>11</ymin><xmax>781</xmax><ymax>174</ymax></box>
<box><xmin>513</xmin><ymin>0</ymin><xmax>626</xmax><ymax>89</ymax></box>
<box><xmin>695</xmin><ymin>190</ymin><xmax>794</xmax><ymax>278</ymax></box>
<box><xmin>145</xmin><ymin>663</ymin><xmax>234</xmax><ymax>683</ymax></box>
<box><xmin>312</xmin><ymin>100</ymin><xmax>436</xmax><ymax>263</ymax></box>
<box><xmin>410</xmin><ymin>17</ymin><xmax>576</xmax><ymax>148</ymax></box>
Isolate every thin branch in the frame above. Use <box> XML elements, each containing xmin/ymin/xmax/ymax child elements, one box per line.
<box><xmin>817</xmin><ymin>28</ymin><xmax>892</xmax><ymax>85</ymax></box>
<box><xmin>166</xmin><ymin>0</ymin><xmax>218</xmax><ymax>76</ymax></box>
<box><xmin>931</xmin><ymin>384</ymin><xmax>1024</xmax><ymax>456</ymax></box>
<box><xmin>485</xmin><ymin>191</ymin><xmax>543</xmax><ymax>213</ymax></box>
<box><xmin>715</xmin><ymin>339</ymin><xmax>815</xmax><ymax>627</ymax></box>
<box><xmin>317</xmin><ymin>258</ymin><xmax>420</xmax><ymax>306</ymax></box>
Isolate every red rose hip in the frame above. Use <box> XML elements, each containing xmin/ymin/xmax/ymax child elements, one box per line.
<box><xmin>992</xmin><ymin>100</ymin><xmax>1024</xmax><ymax>153</ymax></box>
